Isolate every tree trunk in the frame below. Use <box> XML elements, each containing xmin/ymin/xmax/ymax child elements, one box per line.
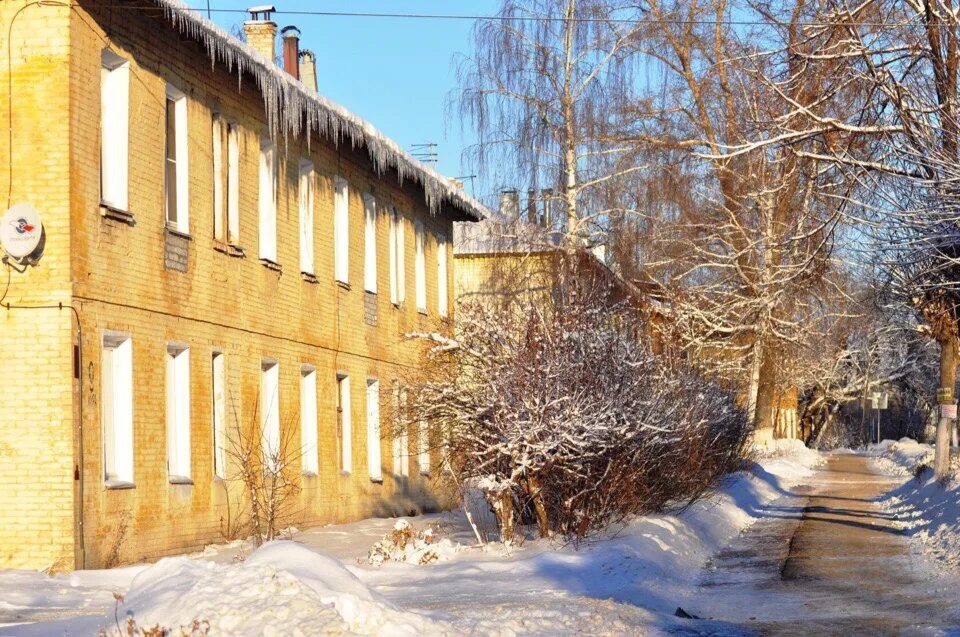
<box><xmin>496</xmin><ymin>491</ymin><xmax>516</xmax><ymax>543</ymax></box>
<box><xmin>524</xmin><ymin>476</ymin><xmax>551</xmax><ymax>538</ymax></box>
<box><xmin>935</xmin><ymin>336</ymin><xmax>957</xmax><ymax>478</ymax></box>
<box><xmin>753</xmin><ymin>342</ymin><xmax>778</xmax><ymax>443</ymax></box>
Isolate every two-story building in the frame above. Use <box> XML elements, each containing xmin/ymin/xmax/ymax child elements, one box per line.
<box><xmin>0</xmin><ymin>0</ymin><xmax>485</xmax><ymax>570</ymax></box>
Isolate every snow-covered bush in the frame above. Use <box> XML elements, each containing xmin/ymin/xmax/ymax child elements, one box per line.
<box><xmin>404</xmin><ymin>253</ymin><xmax>751</xmax><ymax>542</ymax></box>
<box><xmin>365</xmin><ymin>519</ymin><xmax>462</xmax><ymax>566</ymax></box>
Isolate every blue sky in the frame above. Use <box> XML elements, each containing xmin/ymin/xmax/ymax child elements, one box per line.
<box><xmin>206</xmin><ymin>0</ymin><xmax>500</xmax><ymax>201</ymax></box>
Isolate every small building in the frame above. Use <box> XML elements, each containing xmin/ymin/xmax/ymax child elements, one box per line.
<box><xmin>0</xmin><ymin>1</ymin><xmax>485</xmax><ymax>570</ymax></box>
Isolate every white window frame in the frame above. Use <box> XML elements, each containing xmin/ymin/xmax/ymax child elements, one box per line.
<box><xmin>100</xmin><ymin>50</ymin><xmax>129</xmax><ymax>211</ymax></box>
<box><xmin>392</xmin><ymin>384</ymin><xmax>409</xmax><ymax>479</ymax></box>
<box><xmin>418</xmin><ymin>418</ymin><xmax>430</xmax><ymax>476</ymax></box>
<box><xmin>164</xmin><ymin>84</ymin><xmax>189</xmax><ymax>234</ymax></box>
<box><xmin>261</xmin><ymin>359</ymin><xmax>280</xmax><ymax>472</ymax></box>
<box><xmin>301</xmin><ymin>365</ymin><xmax>318</xmax><ymax>475</ymax></box>
<box><xmin>415</xmin><ymin>220</ymin><xmax>427</xmax><ymax>313</ymax></box>
<box><xmin>212</xmin><ymin>115</ymin><xmax>225</xmax><ymax>242</ymax></box>
<box><xmin>211</xmin><ymin>350</ymin><xmax>227</xmax><ymax>480</ymax></box>
<box><xmin>337</xmin><ymin>373</ymin><xmax>352</xmax><ymax>473</ymax></box>
<box><xmin>389</xmin><ymin>208</ymin><xmax>405</xmax><ymax>305</ymax></box>
<box><xmin>437</xmin><ymin>233</ymin><xmax>449</xmax><ymax>317</ymax></box>
<box><xmin>259</xmin><ymin>137</ymin><xmax>278</xmax><ymax>262</ymax></box>
<box><xmin>299</xmin><ymin>160</ymin><xmax>315</xmax><ymax>275</ymax></box>
<box><xmin>227</xmin><ymin>122</ymin><xmax>240</xmax><ymax>244</ymax></box>
<box><xmin>102</xmin><ymin>332</ymin><xmax>134</xmax><ymax>485</ymax></box>
<box><xmin>366</xmin><ymin>379</ymin><xmax>382</xmax><ymax>482</ymax></box>
<box><xmin>334</xmin><ymin>177</ymin><xmax>349</xmax><ymax>283</ymax></box>
<box><xmin>166</xmin><ymin>343</ymin><xmax>191</xmax><ymax>482</ymax></box>
<box><xmin>363</xmin><ymin>194</ymin><xmax>377</xmax><ymax>293</ymax></box>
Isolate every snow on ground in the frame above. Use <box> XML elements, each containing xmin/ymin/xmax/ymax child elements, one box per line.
<box><xmin>864</xmin><ymin>437</ymin><xmax>935</xmax><ymax>476</ymax></box>
<box><xmin>0</xmin><ymin>441</ymin><xmax>823</xmax><ymax>637</ymax></box>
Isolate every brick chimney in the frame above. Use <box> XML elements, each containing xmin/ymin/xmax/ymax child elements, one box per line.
<box><xmin>300</xmin><ymin>50</ymin><xmax>318</xmax><ymax>92</ymax></box>
<box><xmin>243</xmin><ymin>5</ymin><xmax>277</xmax><ymax>63</ymax></box>
<box><xmin>280</xmin><ymin>25</ymin><xmax>300</xmax><ymax>79</ymax></box>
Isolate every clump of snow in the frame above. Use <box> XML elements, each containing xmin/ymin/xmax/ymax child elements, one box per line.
<box><xmin>365</xmin><ymin>519</ymin><xmax>462</xmax><ymax>567</ymax></box>
<box><xmin>752</xmin><ymin>438</ymin><xmax>824</xmax><ymax>480</ymax></box>
<box><xmin>865</xmin><ymin>438</ymin><xmax>934</xmax><ymax>476</ymax></box>
<box><xmin>98</xmin><ymin>541</ymin><xmax>450</xmax><ymax>636</ymax></box>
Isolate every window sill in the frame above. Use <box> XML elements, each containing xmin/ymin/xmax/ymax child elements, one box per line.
<box><xmin>418</xmin><ymin>309</ymin><xmax>428</xmax><ymax>316</ymax></box>
<box><xmin>214</xmin><ymin>241</ymin><xmax>246</xmax><ymax>258</ymax></box>
<box><xmin>301</xmin><ymin>272</ymin><xmax>319</xmax><ymax>284</ymax></box>
<box><xmin>302</xmin><ymin>470</ymin><xmax>318</xmax><ymax>478</ymax></box>
<box><xmin>370</xmin><ymin>477</ymin><xmax>384</xmax><ymax>484</ymax></box>
<box><xmin>169</xmin><ymin>476</ymin><xmax>194</xmax><ymax>485</ymax></box>
<box><xmin>259</xmin><ymin>258</ymin><xmax>282</xmax><ymax>273</ymax></box>
<box><xmin>365</xmin><ymin>289</ymin><xmax>377</xmax><ymax>296</ymax></box>
<box><xmin>420</xmin><ymin>471</ymin><xmax>431</xmax><ymax>477</ymax></box>
<box><xmin>100</xmin><ymin>203</ymin><xmax>135</xmax><ymax>226</ymax></box>
<box><xmin>336</xmin><ymin>280</ymin><xmax>351</xmax><ymax>291</ymax></box>
<box><xmin>165</xmin><ymin>225</ymin><xmax>192</xmax><ymax>241</ymax></box>
<box><xmin>339</xmin><ymin>470</ymin><xmax>351</xmax><ymax>477</ymax></box>
<box><xmin>104</xmin><ymin>479</ymin><xmax>135</xmax><ymax>490</ymax></box>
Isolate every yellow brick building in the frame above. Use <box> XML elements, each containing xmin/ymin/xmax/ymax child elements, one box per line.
<box><xmin>0</xmin><ymin>0</ymin><xmax>484</xmax><ymax>570</ymax></box>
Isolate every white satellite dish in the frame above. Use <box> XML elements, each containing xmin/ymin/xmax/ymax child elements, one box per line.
<box><xmin>0</xmin><ymin>203</ymin><xmax>43</xmax><ymax>261</ymax></box>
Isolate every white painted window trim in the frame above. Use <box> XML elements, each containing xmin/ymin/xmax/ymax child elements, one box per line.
<box><xmin>212</xmin><ymin>115</ymin><xmax>225</xmax><ymax>241</ymax></box>
<box><xmin>414</xmin><ymin>220</ymin><xmax>426</xmax><ymax>313</ymax></box>
<box><xmin>261</xmin><ymin>359</ymin><xmax>280</xmax><ymax>473</ymax></box>
<box><xmin>100</xmin><ymin>50</ymin><xmax>129</xmax><ymax>211</ymax></box>
<box><xmin>227</xmin><ymin>123</ymin><xmax>240</xmax><ymax>244</ymax></box>
<box><xmin>258</xmin><ymin>137</ymin><xmax>278</xmax><ymax>262</ymax></box>
<box><xmin>418</xmin><ymin>418</ymin><xmax>430</xmax><ymax>475</ymax></box>
<box><xmin>166</xmin><ymin>343</ymin><xmax>192</xmax><ymax>482</ymax></box>
<box><xmin>437</xmin><ymin>233</ymin><xmax>449</xmax><ymax>317</ymax></box>
<box><xmin>392</xmin><ymin>384</ymin><xmax>409</xmax><ymax>479</ymax></box>
<box><xmin>102</xmin><ymin>332</ymin><xmax>134</xmax><ymax>486</ymax></box>
<box><xmin>337</xmin><ymin>373</ymin><xmax>352</xmax><ymax>473</ymax></box>
<box><xmin>299</xmin><ymin>160</ymin><xmax>315</xmax><ymax>275</ymax></box>
<box><xmin>366</xmin><ymin>379</ymin><xmax>382</xmax><ymax>482</ymax></box>
<box><xmin>211</xmin><ymin>350</ymin><xmax>227</xmax><ymax>480</ymax></box>
<box><xmin>301</xmin><ymin>365</ymin><xmax>319</xmax><ymax>475</ymax></box>
<box><xmin>164</xmin><ymin>84</ymin><xmax>189</xmax><ymax>234</ymax></box>
<box><xmin>363</xmin><ymin>194</ymin><xmax>377</xmax><ymax>293</ymax></box>
<box><xmin>334</xmin><ymin>177</ymin><xmax>349</xmax><ymax>283</ymax></box>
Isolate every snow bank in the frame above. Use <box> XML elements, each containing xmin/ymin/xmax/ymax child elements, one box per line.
<box><xmin>883</xmin><ymin>471</ymin><xmax>960</xmax><ymax>570</ymax></box>
<box><xmin>752</xmin><ymin>438</ymin><xmax>824</xmax><ymax>480</ymax></box>
<box><xmin>99</xmin><ymin>541</ymin><xmax>450</xmax><ymax>636</ymax></box>
<box><xmin>865</xmin><ymin>438</ymin><xmax>934</xmax><ymax>476</ymax></box>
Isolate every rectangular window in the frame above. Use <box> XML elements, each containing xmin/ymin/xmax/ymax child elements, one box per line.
<box><xmin>334</xmin><ymin>177</ymin><xmax>349</xmax><ymax>283</ymax></box>
<box><xmin>227</xmin><ymin>123</ymin><xmax>240</xmax><ymax>244</ymax></box>
<box><xmin>299</xmin><ymin>160</ymin><xmax>315</xmax><ymax>274</ymax></box>
<box><xmin>259</xmin><ymin>137</ymin><xmax>278</xmax><ymax>262</ymax></box>
<box><xmin>437</xmin><ymin>233</ymin><xmax>448</xmax><ymax>317</ymax></box>
<box><xmin>164</xmin><ymin>85</ymin><xmax>189</xmax><ymax>233</ymax></box>
<box><xmin>261</xmin><ymin>359</ymin><xmax>280</xmax><ymax>472</ymax></box>
<box><xmin>166</xmin><ymin>343</ymin><xmax>191</xmax><ymax>481</ymax></box>
<box><xmin>301</xmin><ymin>365</ymin><xmax>318</xmax><ymax>474</ymax></box>
<box><xmin>418</xmin><ymin>419</ymin><xmax>430</xmax><ymax>475</ymax></box>
<box><xmin>366</xmin><ymin>379</ymin><xmax>382</xmax><ymax>481</ymax></box>
<box><xmin>102</xmin><ymin>333</ymin><xmax>134</xmax><ymax>484</ymax></box>
<box><xmin>212</xmin><ymin>115</ymin><xmax>225</xmax><ymax>241</ymax></box>
<box><xmin>211</xmin><ymin>351</ymin><xmax>226</xmax><ymax>479</ymax></box>
<box><xmin>415</xmin><ymin>220</ymin><xmax>426</xmax><ymax>312</ymax></box>
<box><xmin>100</xmin><ymin>50</ymin><xmax>129</xmax><ymax>211</ymax></box>
<box><xmin>336</xmin><ymin>374</ymin><xmax>352</xmax><ymax>473</ymax></box>
<box><xmin>389</xmin><ymin>208</ymin><xmax>405</xmax><ymax>305</ymax></box>
<box><xmin>364</xmin><ymin>194</ymin><xmax>377</xmax><ymax>293</ymax></box>
<box><xmin>392</xmin><ymin>385</ymin><xmax>409</xmax><ymax>479</ymax></box>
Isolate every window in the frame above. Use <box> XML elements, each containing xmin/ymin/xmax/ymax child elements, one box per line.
<box><xmin>366</xmin><ymin>379</ymin><xmax>382</xmax><ymax>481</ymax></box>
<box><xmin>100</xmin><ymin>50</ymin><xmax>129</xmax><ymax>211</ymax></box>
<box><xmin>299</xmin><ymin>160</ymin><xmax>315</xmax><ymax>275</ymax></box>
<box><xmin>212</xmin><ymin>115</ymin><xmax>225</xmax><ymax>241</ymax></box>
<box><xmin>259</xmin><ymin>137</ymin><xmax>278</xmax><ymax>262</ymax></box>
<box><xmin>336</xmin><ymin>374</ymin><xmax>352</xmax><ymax>473</ymax></box>
<box><xmin>261</xmin><ymin>359</ymin><xmax>280</xmax><ymax>472</ymax></box>
<box><xmin>437</xmin><ymin>233</ymin><xmax>449</xmax><ymax>317</ymax></box>
<box><xmin>414</xmin><ymin>220</ymin><xmax>426</xmax><ymax>312</ymax></box>
<box><xmin>227</xmin><ymin>123</ymin><xmax>240</xmax><ymax>244</ymax></box>
<box><xmin>102</xmin><ymin>333</ymin><xmax>133</xmax><ymax>485</ymax></box>
<box><xmin>389</xmin><ymin>208</ymin><xmax>405</xmax><ymax>305</ymax></box>
<box><xmin>392</xmin><ymin>384</ymin><xmax>409</xmax><ymax>479</ymax></box>
<box><xmin>364</xmin><ymin>194</ymin><xmax>377</xmax><ymax>293</ymax></box>
<box><xmin>334</xmin><ymin>177</ymin><xmax>349</xmax><ymax>283</ymax></box>
<box><xmin>418</xmin><ymin>419</ymin><xmax>430</xmax><ymax>475</ymax></box>
<box><xmin>301</xmin><ymin>365</ymin><xmax>318</xmax><ymax>474</ymax></box>
<box><xmin>166</xmin><ymin>343</ymin><xmax>191</xmax><ymax>481</ymax></box>
<box><xmin>211</xmin><ymin>351</ymin><xmax>226</xmax><ymax>479</ymax></box>
<box><xmin>164</xmin><ymin>84</ymin><xmax>189</xmax><ymax>233</ymax></box>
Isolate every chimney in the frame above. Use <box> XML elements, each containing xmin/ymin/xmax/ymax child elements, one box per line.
<box><xmin>243</xmin><ymin>5</ymin><xmax>277</xmax><ymax>63</ymax></box>
<box><xmin>280</xmin><ymin>25</ymin><xmax>300</xmax><ymax>79</ymax></box>
<box><xmin>300</xmin><ymin>50</ymin><xmax>317</xmax><ymax>92</ymax></box>
<box><xmin>526</xmin><ymin>189</ymin><xmax>538</xmax><ymax>225</ymax></box>
<box><xmin>499</xmin><ymin>190</ymin><xmax>519</xmax><ymax>219</ymax></box>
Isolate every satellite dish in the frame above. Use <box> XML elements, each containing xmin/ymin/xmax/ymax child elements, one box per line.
<box><xmin>0</xmin><ymin>203</ymin><xmax>43</xmax><ymax>262</ymax></box>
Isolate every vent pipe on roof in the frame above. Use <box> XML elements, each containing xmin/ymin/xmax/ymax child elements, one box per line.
<box><xmin>499</xmin><ymin>190</ymin><xmax>519</xmax><ymax>219</ymax></box>
<box><xmin>280</xmin><ymin>25</ymin><xmax>301</xmax><ymax>80</ymax></box>
<box><xmin>243</xmin><ymin>5</ymin><xmax>277</xmax><ymax>63</ymax></box>
<box><xmin>300</xmin><ymin>50</ymin><xmax>317</xmax><ymax>92</ymax></box>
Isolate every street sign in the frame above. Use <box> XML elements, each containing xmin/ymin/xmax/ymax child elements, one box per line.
<box><xmin>877</xmin><ymin>392</ymin><xmax>889</xmax><ymax>410</ymax></box>
<box><xmin>938</xmin><ymin>388</ymin><xmax>954</xmax><ymax>404</ymax></box>
<box><xmin>942</xmin><ymin>403</ymin><xmax>958</xmax><ymax>419</ymax></box>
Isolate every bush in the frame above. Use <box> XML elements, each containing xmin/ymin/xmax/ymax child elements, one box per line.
<box><xmin>405</xmin><ymin>255</ymin><xmax>751</xmax><ymax>542</ymax></box>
